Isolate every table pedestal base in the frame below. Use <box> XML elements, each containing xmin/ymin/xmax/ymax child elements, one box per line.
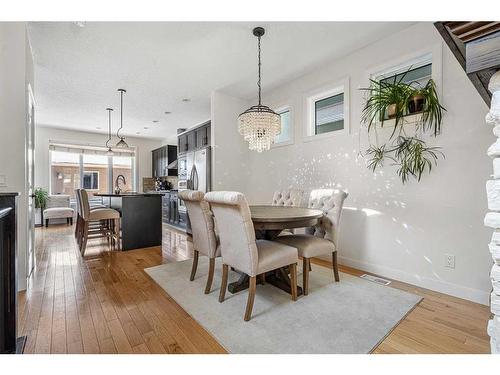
<box><xmin>227</xmin><ymin>267</ymin><xmax>303</xmax><ymax>297</ymax></box>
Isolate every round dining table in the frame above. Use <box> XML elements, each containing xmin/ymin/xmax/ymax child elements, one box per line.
<box><xmin>227</xmin><ymin>205</ymin><xmax>324</xmax><ymax>297</ymax></box>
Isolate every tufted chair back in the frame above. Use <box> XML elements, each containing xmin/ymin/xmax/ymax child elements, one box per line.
<box><xmin>178</xmin><ymin>190</ymin><xmax>219</xmax><ymax>258</ymax></box>
<box><xmin>271</xmin><ymin>189</ymin><xmax>304</xmax><ymax>207</ymax></box>
<box><xmin>306</xmin><ymin>189</ymin><xmax>348</xmax><ymax>247</ymax></box>
<box><xmin>204</xmin><ymin>191</ymin><xmax>259</xmax><ymax>277</ymax></box>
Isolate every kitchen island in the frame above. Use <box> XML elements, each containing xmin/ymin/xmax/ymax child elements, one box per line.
<box><xmin>94</xmin><ymin>193</ymin><xmax>162</xmax><ymax>251</ymax></box>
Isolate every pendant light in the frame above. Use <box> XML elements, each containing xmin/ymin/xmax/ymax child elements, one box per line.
<box><xmin>105</xmin><ymin>107</ymin><xmax>114</xmax><ymax>155</ymax></box>
<box><xmin>238</xmin><ymin>27</ymin><xmax>281</xmax><ymax>153</ymax></box>
<box><xmin>116</xmin><ymin>88</ymin><xmax>129</xmax><ymax>148</ymax></box>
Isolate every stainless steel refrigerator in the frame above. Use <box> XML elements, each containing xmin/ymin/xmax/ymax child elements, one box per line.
<box><xmin>186</xmin><ymin>146</ymin><xmax>211</xmax><ymax>193</ymax></box>
<box><xmin>177</xmin><ymin>146</ymin><xmax>211</xmax><ymax>233</ymax></box>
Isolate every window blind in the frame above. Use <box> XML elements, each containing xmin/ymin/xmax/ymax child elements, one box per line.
<box><xmin>49</xmin><ymin>141</ymin><xmax>136</xmax><ymax>157</ymax></box>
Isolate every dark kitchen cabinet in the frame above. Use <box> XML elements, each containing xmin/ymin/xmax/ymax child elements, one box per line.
<box><xmin>152</xmin><ymin>145</ymin><xmax>177</xmax><ymax>177</ymax></box>
<box><xmin>177</xmin><ymin>121</ymin><xmax>211</xmax><ymax>154</ymax></box>
<box><xmin>195</xmin><ymin>124</ymin><xmax>210</xmax><ymax>148</ymax></box>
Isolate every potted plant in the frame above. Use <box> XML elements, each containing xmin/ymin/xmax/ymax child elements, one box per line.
<box><xmin>34</xmin><ymin>187</ymin><xmax>48</xmax><ymax>226</ymax></box>
<box><xmin>407</xmin><ymin>78</ymin><xmax>446</xmax><ymax>136</ymax></box>
<box><xmin>360</xmin><ymin>74</ymin><xmax>412</xmax><ymax>138</ymax></box>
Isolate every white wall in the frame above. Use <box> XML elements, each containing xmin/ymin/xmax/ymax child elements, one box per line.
<box><xmin>212</xmin><ymin>23</ymin><xmax>493</xmax><ymax>304</ymax></box>
<box><xmin>0</xmin><ymin>23</ymin><xmax>34</xmax><ymax>291</ymax></box>
<box><xmin>210</xmin><ymin>91</ymin><xmax>251</xmax><ymax>192</ymax></box>
<box><xmin>35</xmin><ymin>126</ymin><xmax>164</xmax><ymax>193</ymax></box>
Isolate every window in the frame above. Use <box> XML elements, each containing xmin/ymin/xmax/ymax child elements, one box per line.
<box><xmin>112</xmin><ymin>156</ymin><xmax>134</xmax><ymax>192</ymax></box>
<box><xmin>379</xmin><ymin>63</ymin><xmax>432</xmax><ymax>88</ymax></box>
<box><xmin>50</xmin><ymin>151</ymin><xmax>80</xmax><ymax>198</ymax></box>
<box><xmin>305</xmin><ymin>77</ymin><xmax>349</xmax><ymax>141</ymax></box>
<box><xmin>273</xmin><ymin>107</ymin><xmax>293</xmax><ymax>146</ymax></box>
<box><xmin>83</xmin><ymin>154</ymin><xmax>108</xmax><ymax>196</ymax></box>
<box><xmin>82</xmin><ymin>171</ymin><xmax>99</xmax><ymax>190</ymax></box>
<box><xmin>372</xmin><ymin>54</ymin><xmax>434</xmax><ymax>122</ymax></box>
<box><xmin>49</xmin><ymin>144</ymin><xmax>136</xmax><ymax>198</ymax></box>
<box><xmin>315</xmin><ymin>93</ymin><xmax>344</xmax><ymax>135</ymax></box>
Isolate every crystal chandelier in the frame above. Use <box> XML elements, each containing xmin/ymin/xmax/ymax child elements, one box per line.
<box><xmin>116</xmin><ymin>88</ymin><xmax>129</xmax><ymax>148</ymax></box>
<box><xmin>238</xmin><ymin>27</ymin><xmax>281</xmax><ymax>152</ymax></box>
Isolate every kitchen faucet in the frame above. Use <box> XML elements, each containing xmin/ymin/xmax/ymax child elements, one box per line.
<box><xmin>115</xmin><ymin>174</ymin><xmax>126</xmax><ymax>194</ymax></box>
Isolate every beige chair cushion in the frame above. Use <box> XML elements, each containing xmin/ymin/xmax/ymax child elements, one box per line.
<box><xmin>256</xmin><ymin>240</ymin><xmax>298</xmax><ymax>274</ymax></box>
<box><xmin>205</xmin><ymin>191</ymin><xmax>298</xmax><ymax>277</ymax></box>
<box><xmin>274</xmin><ymin>234</ymin><xmax>335</xmax><ymax>258</ymax></box>
<box><xmin>88</xmin><ymin>208</ymin><xmax>120</xmax><ymax>221</ymax></box>
<box><xmin>43</xmin><ymin>207</ymin><xmax>74</xmax><ymax>219</ymax></box>
<box><xmin>178</xmin><ymin>190</ymin><xmax>220</xmax><ymax>258</ymax></box>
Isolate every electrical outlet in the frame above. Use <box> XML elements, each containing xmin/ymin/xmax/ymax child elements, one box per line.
<box><xmin>445</xmin><ymin>254</ymin><xmax>455</xmax><ymax>269</ymax></box>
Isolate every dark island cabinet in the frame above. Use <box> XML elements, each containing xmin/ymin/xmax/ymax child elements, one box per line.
<box><xmin>152</xmin><ymin>145</ymin><xmax>177</xmax><ymax>177</ymax></box>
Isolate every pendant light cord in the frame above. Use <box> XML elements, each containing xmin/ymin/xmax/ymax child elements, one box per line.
<box><xmin>257</xmin><ymin>35</ymin><xmax>262</xmax><ymax>106</ymax></box>
<box><xmin>106</xmin><ymin>108</ymin><xmax>112</xmax><ymax>148</ymax></box>
<box><xmin>117</xmin><ymin>89</ymin><xmax>124</xmax><ymax>139</ymax></box>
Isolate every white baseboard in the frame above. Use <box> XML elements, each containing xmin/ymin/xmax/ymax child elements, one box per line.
<box><xmin>326</xmin><ymin>254</ymin><xmax>490</xmax><ymax>305</ymax></box>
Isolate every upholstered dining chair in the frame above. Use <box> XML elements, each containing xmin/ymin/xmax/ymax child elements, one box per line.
<box><xmin>205</xmin><ymin>191</ymin><xmax>299</xmax><ymax>321</ymax></box>
<box><xmin>271</xmin><ymin>189</ymin><xmax>305</xmax><ymax>207</ymax></box>
<box><xmin>178</xmin><ymin>190</ymin><xmax>221</xmax><ymax>294</ymax></box>
<box><xmin>78</xmin><ymin>189</ymin><xmax>121</xmax><ymax>256</ymax></box>
<box><xmin>274</xmin><ymin>189</ymin><xmax>348</xmax><ymax>295</ymax></box>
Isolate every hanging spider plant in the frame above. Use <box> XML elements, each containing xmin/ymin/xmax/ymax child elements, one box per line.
<box><xmin>360</xmin><ymin>69</ymin><xmax>446</xmax><ymax>183</ymax></box>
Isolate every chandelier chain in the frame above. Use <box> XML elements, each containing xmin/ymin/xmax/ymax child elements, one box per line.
<box><xmin>257</xmin><ymin>35</ymin><xmax>261</xmax><ymax>106</ymax></box>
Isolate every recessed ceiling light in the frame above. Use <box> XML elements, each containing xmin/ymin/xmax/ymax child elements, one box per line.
<box><xmin>136</xmin><ymin>132</ymin><xmax>141</xmax><ymax>135</ymax></box>
<box><xmin>144</xmin><ymin>127</ymin><xmax>149</xmax><ymax>130</ymax></box>
<box><xmin>152</xmin><ymin>120</ymin><xmax>159</xmax><ymax>123</ymax></box>
<box><xmin>96</xmin><ymin>127</ymin><xmax>102</xmax><ymax>130</ymax></box>
<box><xmin>74</xmin><ymin>21</ymin><xmax>86</xmax><ymax>28</ymax></box>
<box><xmin>164</xmin><ymin>111</ymin><xmax>171</xmax><ymax>114</ymax></box>
<box><xmin>182</xmin><ymin>98</ymin><xmax>190</xmax><ymax>102</ymax></box>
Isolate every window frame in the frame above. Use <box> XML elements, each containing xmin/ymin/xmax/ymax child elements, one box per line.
<box><xmin>303</xmin><ymin>76</ymin><xmax>350</xmax><ymax>143</ymax></box>
<box><xmin>271</xmin><ymin>104</ymin><xmax>294</xmax><ymax>148</ymax></box>
<box><xmin>364</xmin><ymin>44</ymin><xmax>443</xmax><ymax>129</ymax></box>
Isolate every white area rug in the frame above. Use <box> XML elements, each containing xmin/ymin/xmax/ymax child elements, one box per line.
<box><xmin>145</xmin><ymin>257</ymin><xmax>421</xmax><ymax>353</ymax></box>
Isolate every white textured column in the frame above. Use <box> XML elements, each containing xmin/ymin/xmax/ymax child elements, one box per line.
<box><xmin>484</xmin><ymin>70</ymin><xmax>500</xmax><ymax>354</ymax></box>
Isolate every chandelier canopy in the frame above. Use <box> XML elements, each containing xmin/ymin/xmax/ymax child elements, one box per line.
<box><xmin>238</xmin><ymin>27</ymin><xmax>281</xmax><ymax>153</ymax></box>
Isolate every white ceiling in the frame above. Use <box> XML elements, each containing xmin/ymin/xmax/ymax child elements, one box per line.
<box><xmin>28</xmin><ymin>22</ymin><xmax>414</xmax><ymax>141</ymax></box>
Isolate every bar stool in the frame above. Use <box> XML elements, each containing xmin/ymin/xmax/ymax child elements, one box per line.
<box><xmin>78</xmin><ymin>189</ymin><xmax>121</xmax><ymax>256</ymax></box>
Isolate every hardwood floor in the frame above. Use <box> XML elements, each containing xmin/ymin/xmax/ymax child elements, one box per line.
<box><xmin>18</xmin><ymin>224</ymin><xmax>491</xmax><ymax>354</ymax></box>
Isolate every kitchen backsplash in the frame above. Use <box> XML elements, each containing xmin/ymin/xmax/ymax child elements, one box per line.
<box><xmin>143</xmin><ymin>176</ymin><xmax>178</xmax><ymax>192</ymax></box>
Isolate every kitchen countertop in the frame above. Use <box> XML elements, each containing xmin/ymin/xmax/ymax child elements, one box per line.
<box><xmin>94</xmin><ymin>192</ymin><xmax>166</xmax><ymax>197</ymax></box>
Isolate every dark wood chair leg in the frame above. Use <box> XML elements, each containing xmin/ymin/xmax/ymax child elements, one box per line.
<box><xmin>45</xmin><ymin>219</ymin><xmax>49</xmax><ymax>227</ymax></box>
<box><xmin>219</xmin><ymin>264</ymin><xmax>229</xmax><ymax>303</ymax></box>
<box><xmin>244</xmin><ymin>276</ymin><xmax>257</xmax><ymax>321</ymax></box>
<box><xmin>81</xmin><ymin>221</ymin><xmax>89</xmax><ymax>256</ymax></box>
<box><xmin>190</xmin><ymin>250</ymin><xmax>199</xmax><ymax>281</ymax></box>
<box><xmin>303</xmin><ymin>258</ymin><xmax>310</xmax><ymax>296</ymax></box>
<box><xmin>290</xmin><ymin>263</ymin><xmax>298</xmax><ymax>301</ymax></box>
<box><xmin>332</xmin><ymin>251</ymin><xmax>340</xmax><ymax>282</ymax></box>
<box><xmin>70</xmin><ymin>217</ymin><xmax>73</xmax><ymax>225</ymax></box>
<box><xmin>204</xmin><ymin>257</ymin><xmax>215</xmax><ymax>294</ymax></box>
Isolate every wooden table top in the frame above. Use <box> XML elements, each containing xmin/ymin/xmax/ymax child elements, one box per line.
<box><xmin>250</xmin><ymin>205</ymin><xmax>323</xmax><ymax>222</ymax></box>
<box><xmin>249</xmin><ymin>205</ymin><xmax>323</xmax><ymax>230</ymax></box>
